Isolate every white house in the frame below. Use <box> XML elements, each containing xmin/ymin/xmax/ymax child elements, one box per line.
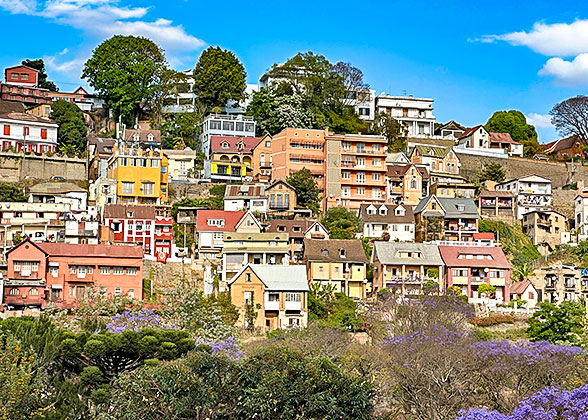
<box><xmin>457</xmin><ymin>125</ymin><xmax>523</xmax><ymax>157</ymax></box>
<box><xmin>575</xmin><ymin>192</ymin><xmax>588</xmax><ymax>241</ymax></box>
<box><xmin>223</xmin><ymin>184</ymin><xmax>268</xmax><ymax>213</ymax></box>
<box><xmin>375</xmin><ymin>95</ymin><xmax>436</xmax><ymax>137</ymax></box>
<box><xmin>359</xmin><ymin>203</ymin><xmax>415</xmax><ymax>241</ymax></box>
<box><xmin>509</xmin><ymin>280</ymin><xmax>539</xmax><ymax>308</ymax></box>
<box><xmin>496</xmin><ymin>175</ymin><xmax>552</xmax><ymax>219</ymax></box>
<box><xmin>199</xmin><ymin>114</ymin><xmax>257</xmax><ymax>158</ymax></box>
<box><xmin>0</xmin><ymin>112</ymin><xmax>58</xmax><ymax>153</ymax></box>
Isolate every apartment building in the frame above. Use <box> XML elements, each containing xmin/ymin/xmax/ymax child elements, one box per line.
<box><xmin>478</xmin><ymin>190</ymin><xmax>516</xmax><ymax>222</ymax></box>
<box><xmin>200</xmin><ymin>114</ymin><xmax>257</xmax><ymax>158</ymax></box>
<box><xmin>252</xmin><ymin>134</ymin><xmax>273</xmax><ymax>182</ymax></box>
<box><xmin>495</xmin><ymin>175</ymin><xmax>552</xmax><ymax>219</ymax></box>
<box><xmin>2</xmin><ymin>239</ymin><xmax>143</xmax><ymax>309</ymax></box>
<box><xmin>359</xmin><ymin>203</ymin><xmax>415</xmax><ymax>241</ymax></box>
<box><xmin>106</xmin><ymin>142</ymin><xmax>169</xmax><ymax>205</ymax></box>
<box><xmin>164</xmin><ymin>148</ymin><xmax>197</xmax><ymax>183</ymax></box>
<box><xmin>229</xmin><ymin>264</ymin><xmax>309</xmax><ymax>331</ymax></box>
<box><xmin>303</xmin><ymin>238</ymin><xmax>369</xmax><ymax>299</ymax></box>
<box><xmin>538</xmin><ymin>265</ymin><xmax>588</xmax><ymax>307</ymax></box>
<box><xmin>521</xmin><ymin>210</ymin><xmax>569</xmax><ymax>255</ymax></box>
<box><xmin>439</xmin><ymin>245</ymin><xmax>511</xmax><ymax>303</ymax></box>
<box><xmin>1</xmin><ymin>65</ymin><xmax>51</xmax><ymax>106</ymax></box>
<box><xmin>375</xmin><ymin>95</ymin><xmax>435</xmax><ymax>137</ymax></box>
<box><xmin>386</xmin><ymin>163</ymin><xmax>429</xmax><ymax>205</ymax></box>
<box><xmin>324</xmin><ymin>133</ymin><xmax>388</xmax><ymax>210</ymax></box>
<box><xmin>0</xmin><ymin>112</ymin><xmax>58</xmax><ymax>153</ymax></box>
<box><xmin>414</xmin><ymin>195</ymin><xmax>479</xmax><ymax>242</ymax></box>
<box><xmin>372</xmin><ymin>242</ymin><xmax>444</xmax><ymax>295</ymax></box>
<box><xmin>266</xmin><ymin>219</ymin><xmax>328</xmax><ymax>262</ymax></box>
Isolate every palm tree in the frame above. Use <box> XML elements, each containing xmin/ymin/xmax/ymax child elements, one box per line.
<box><xmin>514</xmin><ymin>262</ymin><xmax>535</xmax><ymax>282</ymax></box>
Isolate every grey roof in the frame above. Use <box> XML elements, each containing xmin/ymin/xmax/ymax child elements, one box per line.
<box><xmin>413</xmin><ymin>195</ymin><xmax>479</xmax><ymax>219</ymax></box>
<box><xmin>230</xmin><ymin>264</ymin><xmax>309</xmax><ymax>291</ymax></box>
<box><xmin>373</xmin><ymin>242</ymin><xmax>443</xmax><ymax>266</ymax></box>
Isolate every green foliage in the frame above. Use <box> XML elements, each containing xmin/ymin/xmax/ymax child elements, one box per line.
<box><xmin>192</xmin><ymin>46</ymin><xmax>247</xmax><ymax>109</ymax></box>
<box><xmin>203</xmin><ymin>292</ymin><xmax>239</xmax><ymax>326</ymax></box>
<box><xmin>486</xmin><ymin>110</ymin><xmax>540</xmax><ymax>158</ymax></box>
<box><xmin>0</xmin><ymin>183</ymin><xmax>27</xmax><ymax>202</ymax></box>
<box><xmin>246</xmin><ymin>88</ymin><xmax>312</xmax><ymax>135</ymax></box>
<box><xmin>286</xmin><ymin>169</ymin><xmax>321</xmax><ymax>214</ymax></box>
<box><xmin>159</xmin><ymin>112</ymin><xmax>201</xmax><ymax>149</ymax></box>
<box><xmin>82</xmin><ymin>35</ymin><xmax>167</xmax><ymax>122</ymax></box>
<box><xmin>173</xmin><ymin>222</ymin><xmax>194</xmax><ymax>249</ymax></box>
<box><xmin>22</xmin><ymin>58</ymin><xmax>58</xmax><ymax>91</ymax></box>
<box><xmin>478</xmin><ymin>162</ymin><xmax>506</xmax><ymax>183</ymax></box>
<box><xmin>244</xmin><ymin>302</ymin><xmax>258</xmax><ymax>333</ymax></box>
<box><xmin>374</xmin><ymin>111</ymin><xmax>407</xmax><ymax>152</ymax></box>
<box><xmin>50</xmin><ymin>99</ymin><xmax>87</xmax><ymax>153</ymax></box>
<box><xmin>423</xmin><ymin>279</ymin><xmax>439</xmax><ymax>294</ymax></box>
<box><xmin>527</xmin><ymin>301</ymin><xmax>586</xmax><ymax>346</ymax></box>
<box><xmin>309</xmin><ymin>284</ymin><xmax>360</xmax><ymax>331</ymax></box>
<box><xmin>321</xmin><ymin>207</ymin><xmax>361</xmax><ymax>239</ymax></box>
<box><xmin>478</xmin><ymin>283</ymin><xmax>496</xmax><ymax>297</ymax></box>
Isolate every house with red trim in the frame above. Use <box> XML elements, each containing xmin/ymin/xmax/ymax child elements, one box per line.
<box><xmin>2</xmin><ymin>239</ymin><xmax>143</xmax><ymax>310</ymax></box>
<box><xmin>457</xmin><ymin>125</ymin><xmax>523</xmax><ymax>157</ymax></box>
<box><xmin>204</xmin><ymin>135</ymin><xmax>262</xmax><ymax>182</ymax></box>
<box><xmin>439</xmin><ymin>245</ymin><xmax>511</xmax><ymax>303</ymax></box>
<box><xmin>0</xmin><ymin>65</ymin><xmax>52</xmax><ymax>106</ymax></box>
<box><xmin>0</xmin><ymin>112</ymin><xmax>58</xmax><ymax>153</ymax></box>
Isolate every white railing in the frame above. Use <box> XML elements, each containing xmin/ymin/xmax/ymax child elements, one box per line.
<box><xmin>265</xmin><ymin>300</ymin><xmax>279</xmax><ymax>311</ymax></box>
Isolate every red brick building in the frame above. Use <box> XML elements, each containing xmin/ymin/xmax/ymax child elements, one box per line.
<box><xmin>2</xmin><ymin>239</ymin><xmax>143</xmax><ymax>309</ymax></box>
<box><xmin>0</xmin><ymin>66</ymin><xmax>51</xmax><ymax>106</ymax></box>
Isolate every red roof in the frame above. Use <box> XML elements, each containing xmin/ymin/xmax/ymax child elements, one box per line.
<box><xmin>474</xmin><ymin>232</ymin><xmax>495</xmax><ymax>240</ymax></box>
<box><xmin>37</xmin><ymin>242</ymin><xmax>143</xmax><ymax>258</ymax></box>
<box><xmin>438</xmin><ymin>245</ymin><xmax>511</xmax><ymax>269</ymax></box>
<box><xmin>196</xmin><ymin>210</ymin><xmax>246</xmax><ymax>232</ymax></box>
<box><xmin>210</xmin><ymin>136</ymin><xmax>262</xmax><ymax>154</ymax></box>
<box><xmin>458</xmin><ymin>125</ymin><xmax>484</xmax><ymax>140</ymax></box>
<box><xmin>510</xmin><ymin>280</ymin><xmax>534</xmax><ymax>295</ymax></box>
<box><xmin>489</xmin><ymin>132</ymin><xmax>520</xmax><ymax>145</ymax></box>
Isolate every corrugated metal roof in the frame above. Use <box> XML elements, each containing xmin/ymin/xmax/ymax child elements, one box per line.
<box><xmin>373</xmin><ymin>242</ymin><xmax>443</xmax><ymax>266</ymax></box>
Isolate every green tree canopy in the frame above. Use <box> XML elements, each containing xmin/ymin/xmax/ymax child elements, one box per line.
<box><xmin>485</xmin><ymin>110</ymin><xmax>540</xmax><ymax>158</ymax></box>
<box><xmin>527</xmin><ymin>301</ymin><xmax>586</xmax><ymax>345</ymax></box>
<box><xmin>478</xmin><ymin>162</ymin><xmax>506</xmax><ymax>183</ymax></box>
<box><xmin>21</xmin><ymin>58</ymin><xmax>58</xmax><ymax>91</ymax></box>
<box><xmin>159</xmin><ymin>112</ymin><xmax>201</xmax><ymax>149</ymax></box>
<box><xmin>374</xmin><ymin>111</ymin><xmax>407</xmax><ymax>152</ymax></box>
<box><xmin>246</xmin><ymin>89</ymin><xmax>312</xmax><ymax>136</ymax></box>
<box><xmin>286</xmin><ymin>169</ymin><xmax>321</xmax><ymax>214</ymax></box>
<box><xmin>0</xmin><ymin>183</ymin><xmax>26</xmax><ymax>202</ymax></box>
<box><xmin>321</xmin><ymin>207</ymin><xmax>362</xmax><ymax>239</ymax></box>
<box><xmin>192</xmin><ymin>46</ymin><xmax>247</xmax><ymax>109</ymax></box>
<box><xmin>50</xmin><ymin>99</ymin><xmax>87</xmax><ymax>153</ymax></box>
<box><xmin>82</xmin><ymin>35</ymin><xmax>167</xmax><ymax>122</ymax></box>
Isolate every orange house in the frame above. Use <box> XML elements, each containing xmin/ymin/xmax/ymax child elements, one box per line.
<box><xmin>2</xmin><ymin>240</ymin><xmax>144</xmax><ymax>309</ymax></box>
<box><xmin>252</xmin><ymin>134</ymin><xmax>273</xmax><ymax>183</ymax></box>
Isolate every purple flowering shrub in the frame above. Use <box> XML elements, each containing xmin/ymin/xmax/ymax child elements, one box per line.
<box><xmin>196</xmin><ymin>336</ymin><xmax>245</xmax><ymax>361</ymax></box>
<box><xmin>455</xmin><ymin>384</ymin><xmax>588</xmax><ymax>420</ymax></box>
<box><xmin>106</xmin><ymin>309</ymin><xmax>173</xmax><ymax>333</ymax></box>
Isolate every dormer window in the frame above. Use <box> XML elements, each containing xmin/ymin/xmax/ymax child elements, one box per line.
<box><xmin>379</xmin><ymin>206</ymin><xmax>387</xmax><ymax>215</ymax></box>
<box><xmin>127</xmin><ymin>211</ymin><xmax>134</xmax><ymax>218</ymax></box>
<box><xmin>457</xmin><ymin>204</ymin><xmax>465</xmax><ymax>211</ymax></box>
<box><xmin>277</xmin><ymin>225</ymin><xmax>286</xmax><ymax>232</ymax></box>
<box><xmin>395</xmin><ymin>207</ymin><xmax>405</xmax><ymax>216</ymax></box>
<box><xmin>133</xmin><ymin>133</ymin><xmax>139</xmax><ymax>142</ymax></box>
<box><xmin>293</xmin><ymin>226</ymin><xmax>301</xmax><ymax>232</ymax></box>
<box><xmin>222</xmin><ymin>142</ymin><xmax>229</xmax><ymax>149</ymax></box>
<box><xmin>321</xmin><ymin>248</ymin><xmax>328</xmax><ymax>257</ymax></box>
<box><xmin>148</xmin><ymin>133</ymin><xmax>154</xmax><ymax>141</ymax></box>
<box><xmin>339</xmin><ymin>248</ymin><xmax>346</xmax><ymax>259</ymax></box>
<box><xmin>237</xmin><ymin>142</ymin><xmax>244</xmax><ymax>151</ymax></box>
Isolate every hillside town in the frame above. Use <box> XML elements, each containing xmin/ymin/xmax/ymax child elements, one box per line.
<box><xmin>2</xmin><ymin>34</ymin><xmax>588</xmax><ymax>420</ymax></box>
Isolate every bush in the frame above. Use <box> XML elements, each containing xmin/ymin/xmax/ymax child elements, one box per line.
<box><xmin>472</xmin><ymin>314</ymin><xmax>516</xmax><ymax>327</ymax></box>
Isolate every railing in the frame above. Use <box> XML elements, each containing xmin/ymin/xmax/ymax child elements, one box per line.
<box><xmin>264</xmin><ymin>300</ymin><xmax>279</xmax><ymax>311</ymax></box>
<box><xmin>386</xmin><ymin>275</ymin><xmax>438</xmax><ymax>284</ymax></box>
<box><xmin>285</xmin><ymin>301</ymin><xmax>301</xmax><ymax>311</ymax></box>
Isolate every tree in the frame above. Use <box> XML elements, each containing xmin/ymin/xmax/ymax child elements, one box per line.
<box><xmin>374</xmin><ymin>111</ymin><xmax>407</xmax><ymax>152</ymax></box>
<box><xmin>286</xmin><ymin>169</ymin><xmax>321</xmax><ymax>214</ymax></box>
<box><xmin>478</xmin><ymin>162</ymin><xmax>506</xmax><ymax>183</ymax></box>
<box><xmin>244</xmin><ymin>303</ymin><xmax>258</xmax><ymax>332</ymax></box>
<box><xmin>21</xmin><ymin>58</ymin><xmax>58</xmax><ymax>91</ymax></box>
<box><xmin>192</xmin><ymin>46</ymin><xmax>247</xmax><ymax>109</ymax></box>
<box><xmin>82</xmin><ymin>35</ymin><xmax>167</xmax><ymax>122</ymax></box>
<box><xmin>486</xmin><ymin>110</ymin><xmax>540</xmax><ymax>158</ymax></box>
<box><xmin>159</xmin><ymin>112</ymin><xmax>201</xmax><ymax>149</ymax></box>
<box><xmin>550</xmin><ymin>96</ymin><xmax>588</xmax><ymax>144</ymax></box>
<box><xmin>50</xmin><ymin>99</ymin><xmax>87</xmax><ymax>152</ymax></box>
<box><xmin>527</xmin><ymin>301</ymin><xmax>586</xmax><ymax>346</ymax></box>
<box><xmin>0</xmin><ymin>183</ymin><xmax>26</xmax><ymax>202</ymax></box>
<box><xmin>246</xmin><ymin>89</ymin><xmax>312</xmax><ymax>135</ymax></box>
<box><xmin>321</xmin><ymin>207</ymin><xmax>361</xmax><ymax>239</ymax></box>
<box><xmin>333</xmin><ymin>62</ymin><xmax>370</xmax><ymax>107</ymax></box>
<box><xmin>478</xmin><ymin>283</ymin><xmax>496</xmax><ymax>298</ymax></box>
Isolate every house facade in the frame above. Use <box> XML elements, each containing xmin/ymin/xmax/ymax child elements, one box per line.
<box><xmin>266</xmin><ymin>219</ymin><xmax>328</xmax><ymax>262</ymax></box>
<box><xmin>1</xmin><ymin>66</ymin><xmax>51</xmax><ymax>106</ymax></box>
<box><xmin>0</xmin><ymin>112</ymin><xmax>58</xmax><ymax>153</ymax></box>
<box><xmin>575</xmin><ymin>192</ymin><xmax>588</xmax><ymax>241</ymax></box>
<box><xmin>410</xmin><ymin>145</ymin><xmax>460</xmax><ymax>175</ymax></box>
<box><xmin>509</xmin><ymin>280</ymin><xmax>539</xmax><ymax>308</ymax></box>
<box><xmin>386</xmin><ymin>163</ymin><xmax>429</xmax><ymax>205</ymax></box>
<box><xmin>164</xmin><ymin>148</ymin><xmax>197</xmax><ymax>183</ymax></box>
<box><xmin>266</xmin><ymin>180</ymin><xmax>298</xmax><ymax>213</ymax></box>
<box><xmin>375</xmin><ymin>95</ymin><xmax>436</xmax><ymax>137</ymax></box>
<box><xmin>360</xmin><ymin>203</ymin><xmax>415</xmax><ymax>241</ymax></box>
<box><xmin>204</xmin><ymin>135</ymin><xmax>261</xmax><ymax>182</ymax></box>
<box><xmin>479</xmin><ymin>190</ymin><xmax>516</xmax><ymax>222</ymax></box>
<box><xmin>496</xmin><ymin>175</ymin><xmax>552</xmax><ymax>219</ymax></box>
<box><xmin>252</xmin><ymin>134</ymin><xmax>273</xmax><ymax>183</ymax></box>
<box><xmin>538</xmin><ymin>265</ymin><xmax>588</xmax><ymax>307</ymax></box>
<box><xmin>521</xmin><ymin>210</ymin><xmax>569</xmax><ymax>255</ymax></box>
<box><xmin>413</xmin><ymin>195</ymin><xmax>479</xmax><ymax>242</ymax></box>
<box><xmin>200</xmin><ymin>114</ymin><xmax>257</xmax><ymax>158</ymax></box>
<box><xmin>223</xmin><ymin>184</ymin><xmax>268</xmax><ymax>213</ymax></box>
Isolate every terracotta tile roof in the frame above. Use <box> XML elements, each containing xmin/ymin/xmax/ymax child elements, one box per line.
<box><xmin>38</xmin><ymin>242</ymin><xmax>143</xmax><ymax>258</ymax></box>
<box><xmin>480</xmin><ymin>190</ymin><xmax>514</xmax><ymax>198</ymax></box>
<box><xmin>510</xmin><ymin>280</ymin><xmax>533</xmax><ymax>295</ymax></box>
<box><xmin>104</xmin><ymin>204</ymin><xmax>155</xmax><ymax>220</ymax></box>
<box><xmin>438</xmin><ymin>245</ymin><xmax>511</xmax><ymax>269</ymax></box>
<box><xmin>489</xmin><ymin>132</ymin><xmax>520</xmax><ymax>145</ymax></box>
<box><xmin>386</xmin><ymin>164</ymin><xmax>430</xmax><ymax>180</ymax></box>
<box><xmin>359</xmin><ymin>203</ymin><xmax>415</xmax><ymax>224</ymax></box>
<box><xmin>196</xmin><ymin>210</ymin><xmax>246</xmax><ymax>232</ymax></box>
<box><xmin>473</xmin><ymin>232</ymin><xmax>495</xmax><ymax>240</ymax></box>
<box><xmin>210</xmin><ymin>136</ymin><xmax>262</xmax><ymax>154</ymax></box>
<box><xmin>0</xmin><ymin>111</ymin><xmax>57</xmax><ymax>125</ymax></box>
<box><xmin>303</xmin><ymin>238</ymin><xmax>369</xmax><ymax>263</ymax></box>
<box><xmin>458</xmin><ymin>125</ymin><xmax>484</xmax><ymax>140</ymax></box>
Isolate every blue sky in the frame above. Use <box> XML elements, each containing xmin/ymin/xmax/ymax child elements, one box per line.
<box><xmin>2</xmin><ymin>0</ymin><xmax>588</xmax><ymax>143</ymax></box>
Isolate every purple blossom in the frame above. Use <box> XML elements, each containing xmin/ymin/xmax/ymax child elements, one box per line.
<box><xmin>197</xmin><ymin>337</ymin><xmax>245</xmax><ymax>361</ymax></box>
<box><xmin>106</xmin><ymin>309</ymin><xmax>174</xmax><ymax>333</ymax></box>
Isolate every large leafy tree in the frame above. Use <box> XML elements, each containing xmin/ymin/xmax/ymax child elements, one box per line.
<box><xmin>374</xmin><ymin>111</ymin><xmax>407</xmax><ymax>152</ymax></box>
<box><xmin>247</xmin><ymin>89</ymin><xmax>312</xmax><ymax>135</ymax></box>
<box><xmin>192</xmin><ymin>46</ymin><xmax>247</xmax><ymax>109</ymax></box>
<box><xmin>485</xmin><ymin>110</ymin><xmax>540</xmax><ymax>158</ymax></box>
<box><xmin>527</xmin><ymin>301</ymin><xmax>586</xmax><ymax>345</ymax></box>
<box><xmin>82</xmin><ymin>35</ymin><xmax>167</xmax><ymax>122</ymax></box>
<box><xmin>50</xmin><ymin>99</ymin><xmax>87</xmax><ymax>153</ymax></box>
<box><xmin>160</xmin><ymin>112</ymin><xmax>202</xmax><ymax>150</ymax></box>
<box><xmin>21</xmin><ymin>58</ymin><xmax>58</xmax><ymax>91</ymax></box>
<box><xmin>550</xmin><ymin>96</ymin><xmax>588</xmax><ymax>143</ymax></box>
<box><xmin>321</xmin><ymin>207</ymin><xmax>362</xmax><ymax>239</ymax></box>
<box><xmin>0</xmin><ymin>183</ymin><xmax>27</xmax><ymax>202</ymax></box>
<box><xmin>286</xmin><ymin>168</ymin><xmax>321</xmax><ymax>214</ymax></box>
<box><xmin>478</xmin><ymin>162</ymin><xmax>506</xmax><ymax>183</ymax></box>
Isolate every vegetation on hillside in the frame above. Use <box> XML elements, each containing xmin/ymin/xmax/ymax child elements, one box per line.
<box><xmin>478</xmin><ymin>220</ymin><xmax>541</xmax><ymax>269</ymax></box>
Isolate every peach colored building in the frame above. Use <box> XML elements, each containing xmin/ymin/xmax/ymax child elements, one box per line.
<box><xmin>252</xmin><ymin>134</ymin><xmax>273</xmax><ymax>183</ymax></box>
<box><xmin>2</xmin><ymin>239</ymin><xmax>143</xmax><ymax>309</ymax></box>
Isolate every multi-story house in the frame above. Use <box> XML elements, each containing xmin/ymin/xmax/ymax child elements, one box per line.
<box><xmin>103</xmin><ymin>204</ymin><xmax>173</xmax><ymax>260</ymax></box>
<box><xmin>164</xmin><ymin>148</ymin><xmax>197</xmax><ymax>183</ymax></box>
<box><xmin>50</xmin><ymin>87</ymin><xmax>105</xmax><ymax>112</ymax></box>
<box><xmin>267</xmin><ymin>180</ymin><xmax>298</xmax><ymax>214</ymax></box>
<box><xmin>122</xmin><ymin>128</ymin><xmax>161</xmax><ymax>147</ymax></box>
<box><xmin>414</xmin><ymin>195</ymin><xmax>479</xmax><ymax>242</ymax></box>
<box><xmin>88</xmin><ymin>136</ymin><xmax>116</xmax><ymax>180</ymax></box>
<box><xmin>360</xmin><ymin>203</ymin><xmax>415</xmax><ymax>241</ymax></box>
<box><xmin>409</xmin><ymin>145</ymin><xmax>460</xmax><ymax>175</ymax></box>
<box><xmin>457</xmin><ymin>125</ymin><xmax>523</xmax><ymax>157</ymax></box>
<box><xmin>439</xmin><ymin>245</ymin><xmax>511</xmax><ymax>302</ymax></box>
<box><xmin>266</xmin><ymin>219</ymin><xmax>329</xmax><ymax>262</ymax></box>
<box><xmin>495</xmin><ymin>175</ymin><xmax>552</xmax><ymax>219</ymax></box>
<box><xmin>195</xmin><ymin>210</ymin><xmax>261</xmax><ymax>262</ymax></box>
<box><xmin>252</xmin><ymin>134</ymin><xmax>273</xmax><ymax>183</ymax></box>
<box><xmin>221</xmin><ymin>232</ymin><xmax>290</xmax><ymax>288</ymax></box>
<box><xmin>29</xmin><ymin>182</ymin><xmax>88</xmax><ymax>211</ymax></box>
<box><xmin>435</xmin><ymin>120</ymin><xmax>466</xmax><ymax>140</ymax></box>
<box><xmin>223</xmin><ymin>184</ymin><xmax>268</xmax><ymax>213</ymax></box>
<box><xmin>324</xmin><ymin>133</ymin><xmax>388</xmax><ymax>211</ymax></box>
<box><xmin>106</xmin><ymin>142</ymin><xmax>169</xmax><ymax>205</ymax></box>
<box><xmin>204</xmin><ymin>135</ymin><xmax>262</xmax><ymax>182</ymax></box>
<box><xmin>430</xmin><ymin>181</ymin><xmax>477</xmax><ymax>199</ymax></box>
<box><xmin>346</xmin><ymin>88</ymin><xmax>376</xmax><ymax>120</ymax></box>
<box><xmin>544</xmin><ymin>135</ymin><xmax>583</xmax><ymax>160</ymax></box>
<box><xmin>538</xmin><ymin>265</ymin><xmax>588</xmax><ymax>307</ymax></box>
<box><xmin>478</xmin><ymin>190</ymin><xmax>516</xmax><ymax>222</ymax></box>
<box><xmin>375</xmin><ymin>94</ymin><xmax>436</xmax><ymax>137</ymax></box>
<box><xmin>2</xmin><ymin>239</ymin><xmax>144</xmax><ymax>309</ymax></box>
<box><xmin>521</xmin><ymin>210</ymin><xmax>569</xmax><ymax>255</ymax></box>
<box><xmin>386</xmin><ymin>163</ymin><xmax>429</xmax><ymax>205</ymax></box>
<box><xmin>0</xmin><ymin>112</ymin><xmax>58</xmax><ymax>153</ymax></box>
<box><xmin>303</xmin><ymin>239</ymin><xmax>369</xmax><ymax>299</ymax></box>
<box><xmin>200</xmin><ymin>114</ymin><xmax>257</xmax><ymax>158</ymax></box>
<box><xmin>228</xmin><ymin>264</ymin><xmax>309</xmax><ymax>331</ymax></box>
<box><xmin>0</xmin><ymin>65</ymin><xmax>52</xmax><ymax>106</ymax></box>
<box><xmin>372</xmin><ymin>242</ymin><xmax>444</xmax><ymax>295</ymax></box>
<box><xmin>575</xmin><ymin>192</ymin><xmax>588</xmax><ymax>241</ymax></box>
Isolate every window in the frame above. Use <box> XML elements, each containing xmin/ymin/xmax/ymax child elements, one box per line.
<box><xmin>3</xmin><ymin>125</ymin><xmax>9</xmax><ymax>135</ymax></box>
<box><xmin>357</xmin><ymin>172</ymin><xmax>365</xmax><ymax>183</ymax></box>
<box><xmin>41</xmin><ymin>128</ymin><xmax>47</xmax><ymax>139</ymax></box>
<box><xmin>69</xmin><ymin>286</ymin><xmax>75</xmax><ymax>297</ymax></box>
<box><xmin>119</xmin><ymin>157</ymin><xmax>127</xmax><ymax>166</ymax></box>
<box><xmin>9</xmin><ymin>288</ymin><xmax>19</xmax><ymax>295</ymax></box>
<box><xmin>372</xmin><ymin>173</ymin><xmax>381</xmax><ymax>181</ymax></box>
<box><xmin>245</xmin><ymin>123</ymin><xmax>254</xmax><ymax>132</ymax></box>
<box><xmin>372</xmin><ymin>143</ymin><xmax>381</xmax><ymax>151</ymax></box>
<box><xmin>356</xmin><ymin>157</ymin><xmax>365</xmax><ymax>167</ymax></box>
<box><xmin>342</xmin><ymin>171</ymin><xmax>350</xmax><ymax>180</ymax></box>
<box><xmin>452</xmin><ymin>269</ymin><xmax>468</xmax><ymax>277</ymax></box>
<box><xmin>114</xmin><ymin>287</ymin><xmax>122</xmax><ymax>296</ymax></box>
<box><xmin>113</xmin><ymin>267</ymin><xmax>124</xmax><ymax>275</ymax></box>
<box><xmin>142</xmin><ymin>182</ymin><xmax>154</xmax><ymax>195</ymax></box>
<box><xmin>372</xmin><ymin>158</ymin><xmax>381</xmax><ymax>166</ymax></box>
<box><xmin>100</xmin><ymin>266</ymin><xmax>111</xmax><ymax>274</ymax></box>
<box><xmin>286</xmin><ymin>293</ymin><xmax>301</xmax><ymax>302</ymax></box>
<box><xmin>342</xmin><ymin>141</ymin><xmax>351</xmax><ymax>150</ymax></box>
<box><xmin>151</xmin><ymin>159</ymin><xmax>159</xmax><ymax>168</ymax></box>
<box><xmin>161</xmin><ymin>166</ymin><xmax>167</xmax><ymax>174</ymax></box>
<box><xmin>265</xmin><ymin>140</ymin><xmax>271</xmax><ymax>147</ymax></box>
<box><xmin>78</xmin><ymin>266</ymin><xmax>86</xmax><ymax>275</ymax></box>
<box><xmin>342</xmin><ymin>187</ymin><xmax>351</xmax><ymax>197</ymax></box>
<box><xmin>339</xmin><ymin>248</ymin><xmax>346</xmax><ymax>258</ymax></box>
<box><xmin>528</xmin><ymin>291</ymin><xmax>534</xmax><ymax>299</ymax></box>
<box><xmin>122</xmin><ymin>182</ymin><xmax>134</xmax><ymax>194</ymax></box>
<box><xmin>357</xmin><ymin>187</ymin><xmax>365</xmax><ymax>195</ymax></box>
<box><xmin>127</xmin><ymin>289</ymin><xmax>135</xmax><ymax>299</ymax></box>
<box><xmin>356</xmin><ymin>143</ymin><xmax>365</xmax><ymax>153</ymax></box>
<box><xmin>410</xmin><ymin>179</ymin><xmax>418</xmax><ymax>190</ymax></box>
<box><xmin>49</xmin><ymin>266</ymin><xmax>58</xmax><ymax>277</ymax></box>
<box><xmin>246</xmin><ymin>273</ymin><xmax>252</xmax><ymax>282</ymax></box>
<box><xmin>457</xmin><ymin>204</ymin><xmax>465</xmax><ymax>211</ymax></box>
<box><xmin>244</xmin><ymin>291</ymin><xmax>253</xmax><ymax>304</ymax></box>
<box><xmin>70</xmin><ymin>265</ymin><xmax>76</xmax><ymax>274</ymax></box>
<box><xmin>10</xmin><ymin>72</ymin><xmax>18</xmax><ymax>80</ymax></box>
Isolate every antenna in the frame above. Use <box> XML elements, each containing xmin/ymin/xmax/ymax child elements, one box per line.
<box><xmin>402</xmin><ymin>90</ymin><xmax>407</xmax><ymax>96</ymax></box>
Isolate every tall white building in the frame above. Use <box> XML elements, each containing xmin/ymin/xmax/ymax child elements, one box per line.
<box><xmin>375</xmin><ymin>95</ymin><xmax>436</xmax><ymax>137</ymax></box>
<box><xmin>199</xmin><ymin>114</ymin><xmax>257</xmax><ymax>158</ymax></box>
<box><xmin>496</xmin><ymin>175</ymin><xmax>552</xmax><ymax>219</ymax></box>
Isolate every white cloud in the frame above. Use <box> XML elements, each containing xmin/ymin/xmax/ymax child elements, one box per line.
<box><xmin>0</xmin><ymin>0</ymin><xmax>36</xmax><ymax>14</ymax></box>
<box><xmin>538</xmin><ymin>53</ymin><xmax>588</xmax><ymax>86</ymax></box>
<box><xmin>526</xmin><ymin>113</ymin><xmax>553</xmax><ymax>128</ymax></box>
<box><xmin>482</xmin><ymin>19</ymin><xmax>588</xmax><ymax>57</ymax></box>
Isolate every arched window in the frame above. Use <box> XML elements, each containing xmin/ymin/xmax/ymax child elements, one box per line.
<box><xmin>410</xmin><ymin>179</ymin><xmax>417</xmax><ymax>190</ymax></box>
<box><xmin>29</xmin><ymin>288</ymin><xmax>39</xmax><ymax>296</ymax></box>
<box><xmin>9</xmin><ymin>288</ymin><xmax>19</xmax><ymax>295</ymax></box>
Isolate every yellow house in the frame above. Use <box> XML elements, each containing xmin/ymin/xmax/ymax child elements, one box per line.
<box><xmin>228</xmin><ymin>264</ymin><xmax>309</xmax><ymax>331</ymax></box>
<box><xmin>303</xmin><ymin>238</ymin><xmax>369</xmax><ymax>299</ymax></box>
<box><xmin>107</xmin><ymin>142</ymin><xmax>169</xmax><ymax>205</ymax></box>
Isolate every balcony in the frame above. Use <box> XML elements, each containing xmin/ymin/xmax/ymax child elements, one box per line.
<box><xmin>264</xmin><ymin>299</ymin><xmax>279</xmax><ymax>311</ymax></box>
<box><xmin>285</xmin><ymin>300</ymin><xmax>302</xmax><ymax>311</ymax></box>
